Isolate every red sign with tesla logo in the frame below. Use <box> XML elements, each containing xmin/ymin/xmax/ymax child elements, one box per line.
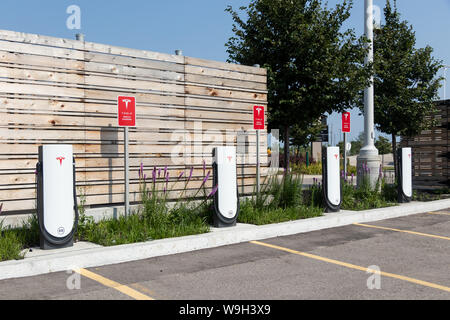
<box><xmin>118</xmin><ymin>96</ymin><xmax>136</xmax><ymax>127</ymax></box>
<box><xmin>253</xmin><ymin>105</ymin><xmax>265</xmax><ymax>130</ymax></box>
<box><xmin>342</xmin><ymin>112</ymin><xmax>351</xmax><ymax>133</ymax></box>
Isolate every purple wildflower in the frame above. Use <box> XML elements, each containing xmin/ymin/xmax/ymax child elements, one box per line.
<box><xmin>152</xmin><ymin>168</ymin><xmax>156</xmax><ymax>183</ymax></box>
<box><xmin>201</xmin><ymin>171</ymin><xmax>211</xmax><ymax>187</ymax></box>
<box><xmin>208</xmin><ymin>185</ymin><xmax>218</xmax><ymax>198</ymax></box>
<box><xmin>0</xmin><ymin>203</ymin><xmax>3</xmax><ymax>215</ymax></box>
<box><xmin>164</xmin><ymin>166</ymin><xmax>168</xmax><ymax>177</ymax></box>
<box><xmin>143</xmin><ymin>174</ymin><xmax>147</xmax><ymax>181</ymax></box>
<box><xmin>202</xmin><ymin>159</ymin><xmax>206</xmax><ymax>172</ymax></box>
<box><xmin>178</xmin><ymin>171</ymin><xmax>184</xmax><ymax>180</ymax></box>
<box><xmin>139</xmin><ymin>162</ymin><xmax>144</xmax><ymax>178</ymax></box>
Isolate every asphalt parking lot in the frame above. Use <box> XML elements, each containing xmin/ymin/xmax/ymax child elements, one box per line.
<box><xmin>0</xmin><ymin>209</ymin><xmax>449</xmax><ymax>300</ymax></box>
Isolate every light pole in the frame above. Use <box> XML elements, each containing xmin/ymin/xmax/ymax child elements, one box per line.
<box><xmin>443</xmin><ymin>65</ymin><xmax>450</xmax><ymax>100</ymax></box>
<box><xmin>357</xmin><ymin>0</ymin><xmax>380</xmax><ymax>188</ymax></box>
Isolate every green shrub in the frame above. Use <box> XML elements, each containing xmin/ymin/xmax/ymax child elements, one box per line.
<box><xmin>0</xmin><ymin>213</ymin><xmax>40</xmax><ymax>262</ymax></box>
<box><xmin>341</xmin><ymin>168</ymin><xmax>397</xmax><ymax>211</ymax></box>
<box><xmin>238</xmin><ymin>172</ymin><xmax>323</xmax><ymax>225</ymax></box>
<box><xmin>77</xmin><ymin>163</ymin><xmax>213</xmax><ymax>246</ymax></box>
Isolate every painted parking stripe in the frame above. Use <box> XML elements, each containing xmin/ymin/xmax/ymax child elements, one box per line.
<box><xmin>74</xmin><ymin>268</ymin><xmax>154</xmax><ymax>300</ymax></box>
<box><xmin>427</xmin><ymin>211</ymin><xmax>450</xmax><ymax>216</ymax></box>
<box><xmin>250</xmin><ymin>240</ymin><xmax>450</xmax><ymax>293</ymax></box>
<box><xmin>353</xmin><ymin>223</ymin><xmax>450</xmax><ymax>241</ymax></box>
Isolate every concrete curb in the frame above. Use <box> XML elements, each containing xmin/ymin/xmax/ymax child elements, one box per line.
<box><xmin>0</xmin><ymin>199</ymin><xmax>449</xmax><ymax>281</ymax></box>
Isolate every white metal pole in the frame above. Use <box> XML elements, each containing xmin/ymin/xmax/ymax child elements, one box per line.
<box><xmin>443</xmin><ymin>66</ymin><xmax>450</xmax><ymax>100</ymax></box>
<box><xmin>344</xmin><ymin>132</ymin><xmax>347</xmax><ymax>178</ymax></box>
<box><xmin>363</xmin><ymin>0</ymin><xmax>376</xmax><ymax>150</ymax></box>
<box><xmin>256</xmin><ymin>129</ymin><xmax>260</xmax><ymax>194</ymax></box>
<box><xmin>124</xmin><ymin>127</ymin><xmax>130</xmax><ymax>217</ymax></box>
<box><xmin>357</xmin><ymin>0</ymin><xmax>380</xmax><ymax>188</ymax></box>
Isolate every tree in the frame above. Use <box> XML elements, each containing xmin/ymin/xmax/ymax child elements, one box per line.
<box><xmin>375</xmin><ymin>136</ymin><xmax>391</xmax><ymax>155</ymax></box>
<box><xmin>369</xmin><ymin>0</ymin><xmax>442</xmax><ymax>177</ymax></box>
<box><xmin>225</xmin><ymin>0</ymin><xmax>371</xmax><ymax>170</ymax></box>
<box><xmin>290</xmin><ymin>120</ymin><xmax>323</xmax><ymax>149</ymax></box>
<box><xmin>350</xmin><ymin>132</ymin><xmax>364</xmax><ymax>156</ymax></box>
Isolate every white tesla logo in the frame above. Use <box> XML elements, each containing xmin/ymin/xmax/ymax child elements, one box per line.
<box><xmin>344</xmin><ymin>114</ymin><xmax>349</xmax><ymax>120</ymax></box>
<box><xmin>255</xmin><ymin>107</ymin><xmax>263</xmax><ymax>116</ymax></box>
<box><xmin>122</xmin><ymin>99</ymin><xmax>132</xmax><ymax>110</ymax></box>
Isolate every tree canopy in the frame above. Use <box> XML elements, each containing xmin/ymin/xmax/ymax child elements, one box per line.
<box><xmin>225</xmin><ymin>0</ymin><xmax>372</xmax><ymax>168</ymax></box>
<box><xmin>369</xmin><ymin>0</ymin><xmax>442</xmax><ymax>175</ymax></box>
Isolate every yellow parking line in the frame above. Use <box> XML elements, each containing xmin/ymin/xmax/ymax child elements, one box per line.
<box><xmin>74</xmin><ymin>268</ymin><xmax>154</xmax><ymax>300</ymax></box>
<box><xmin>353</xmin><ymin>223</ymin><xmax>450</xmax><ymax>241</ymax></box>
<box><xmin>250</xmin><ymin>241</ymin><xmax>450</xmax><ymax>293</ymax></box>
<box><xmin>427</xmin><ymin>211</ymin><xmax>450</xmax><ymax>216</ymax></box>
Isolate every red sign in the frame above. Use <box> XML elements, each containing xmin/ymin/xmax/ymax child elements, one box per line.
<box><xmin>253</xmin><ymin>105</ymin><xmax>265</xmax><ymax>130</ymax></box>
<box><xmin>118</xmin><ymin>96</ymin><xmax>136</xmax><ymax>127</ymax></box>
<box><xmin>342</xmin><ymin>112</ymin><xmax>351</xmax><ymax>133</ymax></box>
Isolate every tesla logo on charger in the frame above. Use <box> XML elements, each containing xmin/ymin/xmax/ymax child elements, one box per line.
<box><xmin>227</xmin><ymin>156</ymin><xmax>233</xmax><ymax>162</ymax></box>
<box><xmin>56</xmin><ymin>157</ymin><xmax>65</xmax><ymax>166</ymax></box>
<box><xmin>334</xmin><ymin>154</ymin><xmax>338</xmax><ymax>160</ymax></box>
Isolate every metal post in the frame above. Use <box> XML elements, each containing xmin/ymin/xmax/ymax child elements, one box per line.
<box><xmin>344</xmin><ymin>132</ymin><xmax>347</xmax><ymax>178</ymax></box>
<box><xmin>443</xmin><ymin>65</ymin><xmax>450</xmax><ymax>100</ymax></box>
<box><xmin>357</xmin><ymin>0</ymin><xmax>380</xmax><ymax>188</ymax></box>
<box><xmin>256</xmin><ymin>129</ymin><xmax>260</xmax><ymax>194</ymax></box>
<box><xmin>124</xmin><ymin>127</ymin><xmax>130</xmax><ymax>217</ymax></box>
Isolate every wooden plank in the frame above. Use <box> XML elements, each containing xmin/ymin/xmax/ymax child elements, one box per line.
<box><xmin>185</xmin><ymin>65</ymin><xmax>266</xmax><ymax>83</ymax></box>
<box><xmin>185</xmin><ymin>56</ymin><xmax>266</xmax><ymax>76</ymax></box>
<box><xmin>0</xmin><ymin>30</ymin><xmax>183</xmax><ymax>64</ymax></box>
<box><xmin>186</xmin><ymin>73</ymin><xmax>267</xmax><ymax>91</ymax></box>
<box><xmin>0</xmin><ymin>66</ymin><xmax>185</xmax><ymax>94</ymax></box>
<box><xmin>0</xmin><ymin>81</ymin><xmax>85</xmax><ymax>98</ymax></box>
<box><xmin>0</xmin><ymin>40</ymin><xmax>84</xmax><ymax>61</ymax></box>
<box><xmin>184</xmin><ymin>85</ymin><xmax>267</xmax><ymax>102</ymax></box>
<box><xmin>84</xmin><ymin>54</ymin><xmax>184</xmax><ymax>73</ymax></box>
<box><xmin>0</xmin><ymin>50</ymin><xmax>84</xmax><ymax>71</ymax></box>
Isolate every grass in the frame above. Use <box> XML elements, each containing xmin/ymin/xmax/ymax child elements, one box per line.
<box><xmin>238</xmin><ymin>201</ymin><xmax>323</xmax><ymax>225</ymax></box>
<box><xmin>291</xmin><ymin>161</ymin><xmax>357</xmax><ymax>176</ymax></box>
<box><xmin>413</xmin><ymin>188</ymin><xmax>450</xmax><ymax>202</ymax></box>
<box><xmin>340</xmin><ymin>173</ymin><xmax>398</xmax><ymax>211</ymax></box>
<box><xmin>76</xmin><ymin>164</ymin><xmax>213</xmax><ymax>246</ymax></box>
<box><xmin>237</xmin><ymin>172</ymin><xmax>324</xmax><ymax>225</ymax></box>
<box><xmin>76</xmin><ymin>203</ymin><xmax>211</xmax><ymax>246</ymax></box>
<box><xmin>0</xmin><ymin>214</ymin><xmax>40</xmax><ymax>262</ymax></box>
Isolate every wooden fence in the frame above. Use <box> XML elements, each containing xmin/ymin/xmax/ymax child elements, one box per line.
<box><xmin>400</xmin><ymin>100</ymin><xmax>449</xmax><ymax>189</ymax></box>
<box><xmin>0</xmin><ymin>30</ymin><xmax>268</xmax><ymax>214</ymax></box>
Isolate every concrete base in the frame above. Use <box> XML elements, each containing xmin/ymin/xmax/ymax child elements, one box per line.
<box><xmin>357</xmin><ymin>153</ymin><xmax>382</xmax><ymax>188</ymax></box>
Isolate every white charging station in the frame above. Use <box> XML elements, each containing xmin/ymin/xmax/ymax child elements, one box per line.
<box><xmin>397</xmin><ymin>148</ymin><xmax>412</xmax><ymax>203</ymax></box>
<box><xmin>212</xmin><ymin>146</ymin><xmax>239</xmax><ymax>227</ymax></box>
<box><xmin>37</xmin><ymin>145</ymin><xmax>79</xmax><ymax>249</ymax></box>
<box><xmin>322</xmin><ymin>147</ymin><xmax>341</xmax><ymax>212</ymax></box>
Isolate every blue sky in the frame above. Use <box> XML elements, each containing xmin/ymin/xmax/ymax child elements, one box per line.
<box><xmin>0</xmin><ymin>0</ymin><xmax>449</xmax><ymax>143</ymax></box>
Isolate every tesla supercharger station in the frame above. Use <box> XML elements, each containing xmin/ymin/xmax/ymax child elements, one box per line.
<box><xmin>36</xmin><ymin>145</ymin><xmax>79</xmax><ymax>250</ymax></box>
<box><xmin>397</xmin><ymin>148</ymin><xmax>412</xmax><ymax>203</ymax></box>
<box><xmin>212</xmin><ymin>146</ymin><xmax>239</xmax><ymax>228</ymax></box>
<box><xmin>322</xmin><ymin>147</ymin><xmax>341</xmax><ymax>212</ymax></box>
